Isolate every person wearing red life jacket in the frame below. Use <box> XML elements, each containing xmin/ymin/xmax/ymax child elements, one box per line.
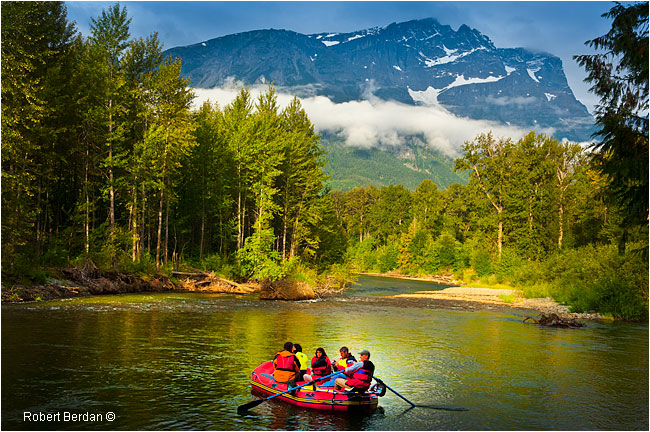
<box><xmin>273</xmin><ymin>341</ymin><xmax>301</xmax><ymax>387</ymax></box>
<box><xmin>334</xmin><ymin>349</ymin><xmax>375</xmax><ymax>392</ymax></box>
<box><xmin>309</xmin><ymin>347</ymin><xmax>332</xmax><ymax>384</ymax></box>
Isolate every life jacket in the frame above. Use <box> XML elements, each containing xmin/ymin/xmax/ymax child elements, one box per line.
<box><xmin>336</xmin><ymin>354</ymin><xmax>356</xmax><ymax>372</ymax></box>
<box><xmin>273</xmin><ymin>350</ymin><xmax>299</xmax><ymax>383</ymax></box>
<box><xmin>310</xmin><ymin>355</ymin><xmax>332</xmax><ymax>377</ymax></box>
<box><xmin>295</xmin><ymin>351</ymin><xmax>309</xmax><ymax>371</ymax></box>
<box><xmin>345</xmin><ymin>360</ymin><xmax>375</xmax><ymax>391</ymax></box>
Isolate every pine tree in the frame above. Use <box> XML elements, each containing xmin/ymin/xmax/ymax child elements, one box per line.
<box><xmin>575</xmin><ymin>2</ymin><xmax>648</xmax><ymax>231</ymax></box>
<box><xmin>277</xmin><ymin>96</ymin><xmax>326</xmax><ymax>259</ymax></box>
<box><xmin>88</xmin><ymin>3</ymin><xmax>132</xmax><ymax>257</ymax></box>
<box><xmin>1</xmin><ymin>1</ymin><xmax>76</xmax><ymax>270</ymax></box>
<box><xmin>143</xmin><ymin>57</ymin><xmax>196</xmax><ymax>269</ymax></box>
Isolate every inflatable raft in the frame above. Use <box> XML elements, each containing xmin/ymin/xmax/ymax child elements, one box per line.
<box><xmin>250</xmin><ymin>361</ymin><xmax>382</xmax><ymax>412</ymax></box>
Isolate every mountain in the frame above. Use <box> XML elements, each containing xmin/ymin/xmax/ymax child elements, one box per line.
<box><xmin>322</xmin><ymin>137</ymin><xmax>467</xmax><ymax>191</ymax></box>
<box><xmin>166</xmin><ymin>18</ymin><xmax>595</xmax><ymax>143</ymax></box>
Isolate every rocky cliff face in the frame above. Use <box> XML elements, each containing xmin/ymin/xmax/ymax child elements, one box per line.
<box><xmin>167</xmin><ymin>18</ymin><xmax>595</xmax><ymax>142</ymax></box>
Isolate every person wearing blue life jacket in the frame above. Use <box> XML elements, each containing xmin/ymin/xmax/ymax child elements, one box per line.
<box><xmin>335</xmin><ymin>349</ymin><xmax>375</xmax><ymax>392</ymax></box>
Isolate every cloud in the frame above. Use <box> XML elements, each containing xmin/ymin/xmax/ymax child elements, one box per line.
<box><xmin>192</xmin><ymin>84</ymin><xmax>546</xmax><ymax>157</ymax></box>
<box><xmin>486</xmin><ymin>95</ymin><xmax>537</xmax><ymax>106</ymax></box>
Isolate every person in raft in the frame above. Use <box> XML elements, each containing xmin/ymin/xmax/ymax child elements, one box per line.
<box><xmin>309</xmin><ymin>347</ymin><xmax>333</xmax><ymax>384</ymax></box>
<box><xmin>331</xmin><ymin>346</ymin><xmax>357</xmax><ymax>372</ymax></box>
<box><xmin>292</xmin><ymin>343</ymin><xmax>309</xmax><ymax>381</ymax></box>
<box><xmin>273</xmin><ymin>341</ymin><xmax>301</xmax><ymax>388</ymax></box>
<box><xmin>334</xmin><ymin>349</ymin><xmax>375</xmax><ymax>392</ymax></box>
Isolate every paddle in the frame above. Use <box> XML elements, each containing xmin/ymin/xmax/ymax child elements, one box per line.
<box><xmin>237</xmin><ymin>370</ymin><xmax>344</xmax><ymax>413</ymax></box>
<box><xmin>373</xmin><ymin>376</ymin><xmax>469</xmax><ymax>412</ymax></box>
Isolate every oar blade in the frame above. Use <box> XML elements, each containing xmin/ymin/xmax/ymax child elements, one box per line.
<box><xmin>416</xmin><ymin>404</ymin><xmax>469</xmax><ymax>411</ymax></box>
<box><xmin>237</xmin><ymin>398</ymin><xmax>264</xmax><ymax>414</ymax></box>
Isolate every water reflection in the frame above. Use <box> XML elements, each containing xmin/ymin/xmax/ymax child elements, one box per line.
<box><xmin>2</xmin><ymin>286</ymin><xmax>648</xmax><ymax>431</ymax></box>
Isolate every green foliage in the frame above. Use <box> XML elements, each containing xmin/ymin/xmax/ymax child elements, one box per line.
<box><xmin>512</xmin><ymin>244</ymin><xmax>648</xmax><ymax>320</ymax></box>
<box><xmin>377</xmin><ymin>241</ymin><xmax>400</xmax><ymax>273</ymax></box>
<box><xmin>323</xmin><ymin>139</ymin><xmax>466</xmax><ymax>191</ymax></box>
<box><xmin>575</xmin><ymin>2</ymin><xmax>649</xmax><ymax>229</ymax></box>
<box><xmin>494</xmin><ymin>248</ymin><xmax>524</xmax><ymax>281</ymax></box>
<box><xmin>344</xmin><ymin>237</ymin><xmax>377</xmax><ymax>272</ymax></box>
<box><xmin>435</xmin><ymin>232</ymin><xmax>457</xmax><ymax>268</ymax></box>
<box><xmin>237</xmin><ymin>227</ymin><xmax>284</xmax><ymax>281</ymax></box>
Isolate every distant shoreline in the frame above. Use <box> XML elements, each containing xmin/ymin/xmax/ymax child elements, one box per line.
<box><xmin>357</xmin><ymin>272</ymin><xmax>460</xmax><ymax>285</ymax></box>
<box><xmin>357</xmin><ymin>272</ymin><xmax>604</xmax><ymax>320</ymax></box>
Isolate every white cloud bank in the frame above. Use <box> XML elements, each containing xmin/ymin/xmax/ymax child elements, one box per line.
<box><xmin>192</xmin><ymin>83</ymin><xmax>552</xmax><ymax>157</ymax></box>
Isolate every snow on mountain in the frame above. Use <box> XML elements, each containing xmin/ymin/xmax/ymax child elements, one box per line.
<box><xmin>166</xmin><ymin>18</ymin><xmax>595</xmax><ymax>142</ymax></box>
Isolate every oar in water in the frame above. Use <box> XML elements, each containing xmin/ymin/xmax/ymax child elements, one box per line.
<box><xmin>237</xmin><ymin>370</ymin><xmax>344</xmax><ymax>414</ymax></box>
<box><xmin>373</xmin><ymin>376</ymin><xmax>469</xmax><ymax>412</ymax></box>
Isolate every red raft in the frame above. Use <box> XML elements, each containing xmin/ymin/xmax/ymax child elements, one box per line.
<box><xmin>250</xmin><ymin>361</ymin><xmax>381</xmax><ymax>413</ymax></box>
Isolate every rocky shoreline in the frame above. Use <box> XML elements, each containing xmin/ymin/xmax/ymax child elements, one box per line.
<box><xmin>363</xmin><ymin>272</ymin><xmax>604</xmax><ymax>320</ymax></box>
<box><xmin>391</xmin><ymin>286</ymin><xmax>603</xmax><ymax>320</ymax></box>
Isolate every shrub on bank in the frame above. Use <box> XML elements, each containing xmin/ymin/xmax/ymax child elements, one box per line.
<box><xmin>511</xmin><ymin>244</ymin><xmax>648</xmax><ymax>320</ymax></box>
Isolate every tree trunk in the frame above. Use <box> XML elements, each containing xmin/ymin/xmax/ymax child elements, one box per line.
<box><xmin>140</xmin><ymin>183</ymin><xmax>146</xmax><ymax>260</ymax></box>
<box><xmin>85</xmin><ymin>144</ymin><xmax>90</xmax><ymax>256</ymax></box>
<box><xmin>282</xmin><ymin>187</ymin><xmax>289</xmax><ymax>259</ymax></box>
<box><xmin>558</xmin><ymin>201</ymin><xmax>564</xmax><ymax>249</ymax></box>
<box><xmin>237</xmin><ymin>184</ymin><xmax>243</xmax><ymax>250</ymax></box>
<box><xmin>131</xmin><ymin>181</ymin><xmax>138</xmax><ymax>262</ymax></box>
<box><xmin>164</xmin><ymin>181</ymin><xmax>169</xmax><ymax>266</ymax></box>
<box><xmin>108</xmin><ymin>99</ymin><xmax>115</xmax><ymax>237</ymax></box>
<box><xmin>156</xmin><ymin>187</ymin><xmax>163</xmax><ymax>271</ymax></box>
<box><xmin>497</xmin><ymin>216</ymin><xmax>503</xmax><ymax>259</ymax></box>
<box><xmin>200</xmin><ymin>189</ymin><xmax>205</xmax><ymax>260</ymax></box>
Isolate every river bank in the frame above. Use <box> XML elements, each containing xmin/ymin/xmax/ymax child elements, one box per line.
<box><xmin>360</xmin><ymin>272</ymin><xmax>604</xmax><ymax>320</ymax></box>
<box><xmin>2</xmin><ymin>267</ymin><xmax>603</xmax><ymax>320</ymax></box>
<box><xmin>0</xmin><ymin>265</ymin><xmax>256</xmax><ymax>303</ymax></box>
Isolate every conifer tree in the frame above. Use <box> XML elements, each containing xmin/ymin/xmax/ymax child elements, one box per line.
<box><xmin>1</xmin><ymin>1</ymin><xmax>76</xmax><ymax>268</ymax></box>
<box><xmin>575</xmin><ymin>2</ymin><xmax>648</xmax><ymax>232</ymax></box>
<box><xmin>88</xmin><ymin>3</ymin><xmax>132</xmax><ymax>254</ymax></box>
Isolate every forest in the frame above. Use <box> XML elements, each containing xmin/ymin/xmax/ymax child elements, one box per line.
<box><xmin>2</xmin><ymin>2</ymin><xmax>648</xmax><ymax>319</ymax></box>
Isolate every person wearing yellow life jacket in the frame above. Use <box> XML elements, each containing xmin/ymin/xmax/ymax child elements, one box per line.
<box><xmin>273</xmin><ymin>341</ymin><xmax>301</xmax><ymax>386</ymax></box>
<box><xmin>331</xmin><ymin>346</ymin><xmax>357</xmax><ymax>372</ymax></box>
<box><xmin>292</xmin><ymin>343</ymin><xmax>309</xmax><ymax>381</ymax></box>
<box><xmin>335</xmin><ymin>349</ymin><xmax>375</xmax><ymax>392</ymax></box>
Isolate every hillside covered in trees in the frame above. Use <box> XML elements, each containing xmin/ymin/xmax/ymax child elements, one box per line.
<box><xmin>2</xmin><ymin>2</ymin><xmax>647</xmax><ymax>319</ymax></box>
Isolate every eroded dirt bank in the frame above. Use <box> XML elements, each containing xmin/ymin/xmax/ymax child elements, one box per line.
<box><xmin>1</xmin><ymin>265</ymin><xmax>255</xmax><ymax>302</ymax></box>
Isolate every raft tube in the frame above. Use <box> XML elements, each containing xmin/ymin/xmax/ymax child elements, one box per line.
<box><xmin>250</xmin><ymin>361</ymin><xmax>380</xmax><ymax>413</ymax></box>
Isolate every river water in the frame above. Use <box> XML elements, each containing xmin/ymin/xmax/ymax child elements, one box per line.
<box><xmin>2</xmin><ymin>275</ymin><xmax>648</xmax><ymax>430</ymax></box>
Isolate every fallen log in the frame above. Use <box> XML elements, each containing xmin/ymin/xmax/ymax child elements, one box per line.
<box><xmin>523</xmin><ymin>313</ymin><xmax>585</xmax><ymax>328</ymax></box>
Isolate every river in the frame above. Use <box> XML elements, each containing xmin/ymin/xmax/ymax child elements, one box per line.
<box><xmin>2</xmin><ymin>275</ymin><xmax>648</xmax><ymax>430</ymax></box>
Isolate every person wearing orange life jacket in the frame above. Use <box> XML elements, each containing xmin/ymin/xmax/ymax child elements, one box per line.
<box><xmin>309</xmin><ymin>347</ymin><xmax>333</xmax><ymax>384</ymax></box>
<box><xmin>334</xmin><ymin>349</ymin><xmax>375</xmax><ymax>392</ymax></box>
<box><xmin>273</xmin><ymin>341</ymin><xmax>301</xmax><ymax>388</ymax></box>
<box><xmin>331</xmin><ymin>346</ymin><xmax>357</xmax><ymax>372</ymax></box>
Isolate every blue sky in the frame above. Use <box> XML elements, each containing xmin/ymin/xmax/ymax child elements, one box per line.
<box><xmin>65</xmin><ymin>1</ymin><xmax>621</xmax><ymax>113</ymax></box>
